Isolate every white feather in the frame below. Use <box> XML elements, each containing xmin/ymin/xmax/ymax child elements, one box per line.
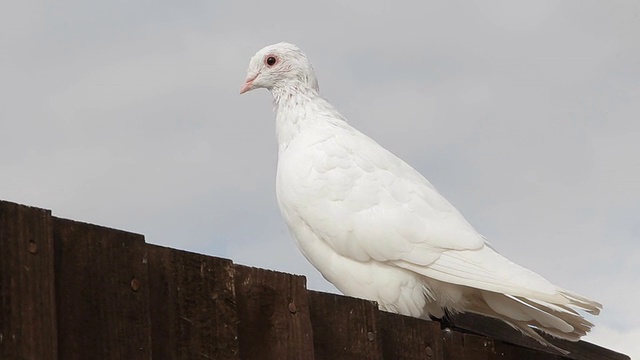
<box><xmin>241</xmin><ymin>42</ymin><xmax>602</xmax><ymax>348</ymax></box>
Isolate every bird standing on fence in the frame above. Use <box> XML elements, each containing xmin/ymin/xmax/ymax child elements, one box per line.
<box><xmin>239</xmin><ymin>42</ymin><xmax>601</xmax><ymax>349</ymax></box>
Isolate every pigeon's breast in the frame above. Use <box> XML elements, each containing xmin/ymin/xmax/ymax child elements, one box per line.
<box><xmin>276</xmin><ymin>129</ymin><xmax>360</xmax><ymax>212</ymax></box>
<box><xmin>276</xmin><ymin>125</ymin><xmax>393</xmax><ymax>207</ymax></box>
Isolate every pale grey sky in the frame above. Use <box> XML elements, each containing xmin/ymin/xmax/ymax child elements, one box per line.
<box><xmin>1</xmin><ymin>0</ymin><xmax>638</xmax><ymax>357</ymax></box>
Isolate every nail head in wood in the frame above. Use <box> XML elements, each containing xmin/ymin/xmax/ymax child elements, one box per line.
<box><xmin>288</xmin><ymin>302</ymin><xmax>297</xmax><ymax>314</ymax></box>
<box><xmin>130</xmin><ymin>278</ymin><xmax>140</xmax><ymax>292</ymax></box>
<box><xmin>367</xmin><ymin>331</ymin><xmax>375</xmax><ymax>342</ymax></box>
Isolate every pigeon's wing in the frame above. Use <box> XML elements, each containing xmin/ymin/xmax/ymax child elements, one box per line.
<box><xmin>278</xmin><ymin>124</ymin><xmax>561</xmax><ymax>300</ymax></box>
<box><xmin>278</xmin><ymin>124</ymin><xmax>484</xmax><ymax>262</ymax></box>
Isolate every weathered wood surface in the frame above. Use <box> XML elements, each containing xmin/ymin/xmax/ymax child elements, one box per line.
<box><xmin>0</xmin><ymin>199</ymin><xmax>632</xmax><ymax>360</ymax></box>
<box><xmin>0</xmin><ymin>201</ymin><xmax>57</xmax><ymax>360</ymax></box>
<box><xmin>147</xmin><ymin>245</ymin><xmax>239</xmax><ymax>360</ymax></box>
<box><xmin>234</xmin><ymin>264</ymin><xmax>315</xmax><ymax>360</ymax></box>
<box><xmin>442</xmin><ymin>329</ymin><xmax>559</xmax><ymax>360</ymax></box>
<box><xmin>309</xmin><ymin>290</ymin><xmax>383</xmax><ymax>360</ymax></box>
<box><xmin>448</xmin><ymin>312</ymin><xmax>625</xmax><ymax>360</ymax></box>
<box><xmin>53</xmin><ymin>217</ymin><xmax>152</xmax><ymax>360</ymax></box>
<box><xmin>379</xmin><ymin>312</ymin><xmax>444</xmax><ymax>360</ymax></box>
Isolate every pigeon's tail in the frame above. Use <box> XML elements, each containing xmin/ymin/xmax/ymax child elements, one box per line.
<box><xmin>397</xmin><ymin>245</ymin><xmax>601</xmax><ymax>351</ymax></box>
<box><xmin>464</xmin><ymin>288</ymin><xmax>601</xmax><ymax>353</ymax></box>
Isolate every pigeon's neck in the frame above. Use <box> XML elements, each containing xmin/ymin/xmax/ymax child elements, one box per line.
<box><xmin>272</xmin><ymin>81</ymin><xmax>346</xmax><ymax>150</ymax></box>
<box><xmin>271</xmin><ymin>80</ymin><xmax>319</xmax><ymax>107</ymax></box>
<box><xmin>273</xmin><ymin>84</ymin><xmax>317</xmax><ymax>149</ymax></box>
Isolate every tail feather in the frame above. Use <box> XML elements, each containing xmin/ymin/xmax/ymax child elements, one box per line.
<box><xmin>509</xmin><ymin>320</ymin><xmax>571</xmax><ymax>355</ymax></box>
<box><xmin>525</xmin><ymin>297</ymin><xmax>580</xmax><ymax>315</ymax></box>
<box><xmin>403</xmin><ymin>245</ymin><xmax>603</xmax><ymax>352</ymax></box>
<box><xmin>517</xmin><ymin>296</ymin><xmax>595</xmax><ymax>337</ymax></box>
<box><xmin>503</xmin><ymin>294</ymin><xmax>575</xmax><ymax>333</ymax></box>
<box><xmin>459</xmin><ymin>294</ymin><xmax>572</xmax><ymax>354</ymax></box>
<box><xmin>560</xmin><ymin>289</ymin><xmax>602</xmax><ymax>315</ymax></box>
<box><xmin>459</xmin><ymin>287</ymin><xmax>601</xmax><ymax>352</ymax></box>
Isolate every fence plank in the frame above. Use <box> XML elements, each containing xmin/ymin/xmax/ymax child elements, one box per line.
<box><xmin>447</xmin><ymin>313</ymin><xmax>560</xmax><ymax>357</ymax></box>
<box><xmin>448</xmin><ymin>313</ymin><xmax>630</xmax><ymax>360</ymax></box>
<box><xmin>442</xmin><ymin>329</ymin><xmax>559</xmax><ymax>360</ymax></box>
<box><xmin>234</xmin><ymin>265</ymin><xmax>315</xmax><ymax>360</ymax></box>
<box><xmin>53</xmin><ymin>218</ymin><xmax>152</xmax><ymax>360</ymax></box>
<box><xmin>490</xmin><ymin>338</ymin><xmax>561</xmax><ymax>360</ymax></box>
<box><xmin>442</xmin><ymin>330</ymin><xmax>494</xmax><ymax>360</ymax></box>
<box><xmin>544</xmin><ymin>338</ymin><xmax>631</xmax><ymax>360</ymax></box>
<box><xmin>146</xmin><ymin>245</ymin><xmax>239</xmax><ymax>360</ymax></box>
<box><xmin>308</xmin><ymin>291</ymin><xmax>383</xmax><ymax>360</ymax></box>
<box><xmin>379</xmin><ymin>312</ymin><xmax>443</xmax><ymax>360</ymax></box>
<box><xmin>0</xmin><ymin>201</ymin><xmax>57</xmax><ymax>360</ymax></box>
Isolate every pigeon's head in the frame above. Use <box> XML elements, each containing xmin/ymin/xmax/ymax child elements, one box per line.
<box><xmin>240</xmin><ymin>42</ymin><xmax>319</xmax><ymax>95</ymax></box>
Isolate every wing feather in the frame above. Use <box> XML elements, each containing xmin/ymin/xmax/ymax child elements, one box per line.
<box><xmin>278</xmin><ymin>126</ymin><xmax>484</xmax><ymax>265</ymax></box>
<box><xmin>280</xmin><ymin>124</ymin><xmax>572</xmax><ymax>305</ymax></box>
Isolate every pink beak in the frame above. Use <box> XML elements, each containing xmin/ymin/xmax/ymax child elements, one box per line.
<box><xmin>239</xmin><ymin>73</ymin><xmax>258</xmax><ymax>94</ymax></box>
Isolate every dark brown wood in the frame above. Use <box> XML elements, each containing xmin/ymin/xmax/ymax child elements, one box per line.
<box><xmin>543</xmin><ymin>337</ymin><xmax>632</xmax><ymax>360</ymax></box>
<box><xmin>146</xmin><ymin>244</ymin><xmax>239</xmax><ymax>360</ymax></box>
<box><xmin>0</xmin><ymin>200</ymin><xmax>57</xmax><ymax>360</ymax></box>
<box><xmin>308</xmin><ymin>291</ymin><xmax>382</xmax><ymax>360</ymax></box>
<box><xmin>448</xmin><ymin>313</ymin><xmax>630</xmax><ymax>360</ymax></box>
<box><xmin>442</xmin><ymin>329</ymin><xmax>557</xmax><ymax>360</ymax></box>
<box><xmin>442</xmin><ymin>330</ymin><xmax>490</xmax><ymax>360</ymax></box>
<box><xmin>53</xmin><ymin>217</ymin><xmax>152</xmax><ymax>360</ymax></box>
<box><xmin>379</xmin><ymin>312</ymin><xmax>443</xmax><ymax>360</ymax></box>
<box><xmin>490</xmin><ymin>338</ymin><xmax>562</xmax><ymax>360</ymax></box>
<box><xmin>0</xmin><ymin>199</ymin><xmax>632</xmax><ymax>360</ymax></box>
<box><xmin>233</xmin><ymin>264</ymin><xmax>315</xmax><ymax>360</ymax></box>
<box><xmin>448</xmin><ymin>313</ymin><xmax>561</xmax><ymax>356</ymax></box>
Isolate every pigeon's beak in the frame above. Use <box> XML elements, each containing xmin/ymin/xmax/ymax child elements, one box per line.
<box><xmin>239</xmin><ymin>72</ymin><xmax>259</xmax><ymax>94</ymax></box>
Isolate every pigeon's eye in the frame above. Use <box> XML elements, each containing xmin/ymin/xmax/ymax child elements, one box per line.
<box><xmin>265</xmin><ymin>56</ymin><xmax>277</xmax><ymax>66</ymax></box>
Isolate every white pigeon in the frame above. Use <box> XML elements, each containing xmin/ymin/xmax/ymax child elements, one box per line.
<box><xmin>240</xmin><ymin>42</ymin><xmax>601</xmax><ymax>348</ymax></box>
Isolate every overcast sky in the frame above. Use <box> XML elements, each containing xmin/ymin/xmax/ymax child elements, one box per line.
<box><xmin>1</xmin><ymin>0</ymin><xmax>638</xmax><ymax>357</ymax></box>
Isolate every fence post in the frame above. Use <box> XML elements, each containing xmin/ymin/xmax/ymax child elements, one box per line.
<box><xmin>53</xmin><ymin>218</ymin><xmax>152</xmax><ymax>359</ymax></box>
<box><xmin>234</xmin><ymin>265</ymin><xmax>315</xmax><ymax>360</ymax></box>
<box><xmin>379</xmin><ymin>312</ymin><xmax>444</xmax><ymax>360</ymax></box>
<box><xmin>0</xmin><ymin>201</ymin><xmax>57</xmax><ymax>360</ymax></box>
<box><xmin>308</xmin><ymin>291</ymin><xmax>383</xmax><ymax>360</ymax></box>
<box><xmin>146</xmin><ymin>245</ymin><xmax>239</xmax><ymax>359</ymax></box>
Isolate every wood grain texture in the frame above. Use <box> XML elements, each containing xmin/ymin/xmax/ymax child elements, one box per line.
<box><xmin>234</xmin><ymin>264</ymin><xmax>315</xmax><ymax>360</ymax></box>
<box><xmin>448</xmin><ymin>312</ymin><xmax>630</xmax><ymax>360</ymax></box>
<box><xmin>442</xmin><ymin>330</ymin><xmax>491</xmax><ymax>360</ymax></box>
<box><xmin>53</xmin><ymin>217</ymin><xmax>152</xmax><ymax>360</ymax></box>
<box><xmin>379</xmin><ymin>312</ymin><xmax>443</xmax><ymax>360</ymax></box>
<box><xmin>147</xmin><ymin>245</ymin><xmax>239</xmax><ymax>360</ymax></box>
<box><xmin>0</xmin><ymin>200</ymin><xmax>57</xmax><ymax>360</ymax></box>
<box><xmin>308</xmin><ymin>291</ymin><xmax>382</xmax><ymax>360</ymax></box>
<box><xmin>0</xmin><ymin>199</ymin><xmax>632</xmax><ymax>360</ymax></box>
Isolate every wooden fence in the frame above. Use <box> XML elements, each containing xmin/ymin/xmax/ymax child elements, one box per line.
<box><xmin>0</xmin><ymin>200</ymin><xmax>630</xmax><ymax>360</ymax></box>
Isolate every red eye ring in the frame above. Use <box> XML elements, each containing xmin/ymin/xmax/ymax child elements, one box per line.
<box><xmin>265</xmin><ymin>55</ymin><xmax>277</xmax><ymax>66</ymax></box>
